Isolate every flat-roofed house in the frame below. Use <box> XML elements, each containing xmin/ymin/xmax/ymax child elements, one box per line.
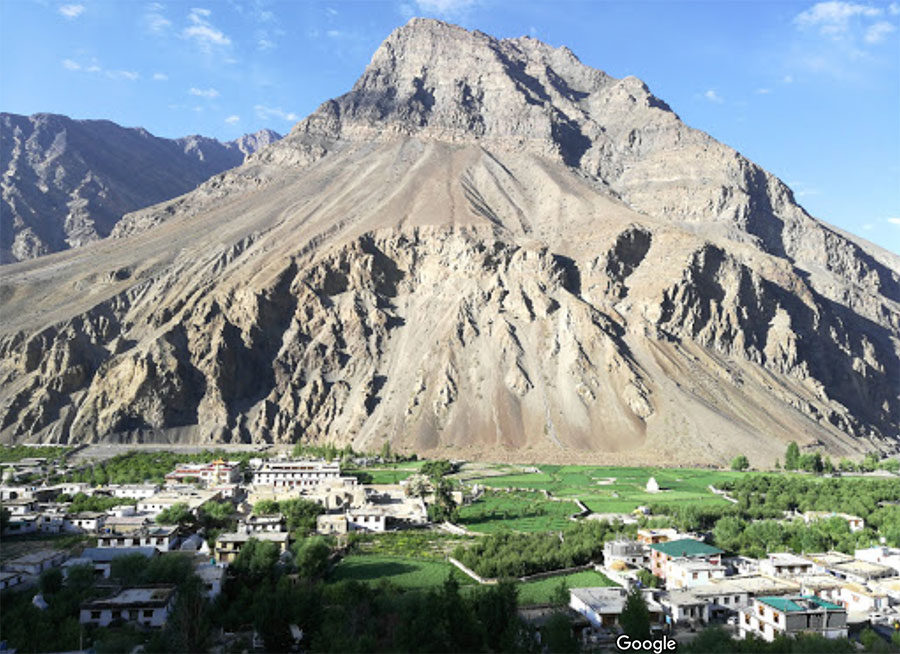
<box><xmin>854</xmin><ymin>547</ymin><xmax>900</xmax><ymax>576</ymax></box>
<box><xmin>738</xmin><ymin>596</ymin><xmax>847</xmax><ymax>642</ymax></box>
<box><xmin>0</xmin><ymin>570</ymin><xmax>26</xmax><ymax>590</ymax></box>
<box><xmin>70</xmin><ymin>547</ymin><xmax>158</xmax><ymax>578</ymax></box>
<box><xmin>165</xmin><ymin>460</ymin><xmax>240</xmax><ymax>487</ymax></box>
<box><xmin>214</xmin><ymin>531</ymin><xmax>290</xmax><ymax>564</ymax></box>
<box><xmin>570</xmin><ymin>587</ymin><xmax>665</xmax><ymax>631</ymax></box>
<box><xmin>667</xmin><ymin>558</ymin><xmax>727</xmax><ymax>589</ymax></box>
<box><xmin>251</xmin><ymin>460</ymin><xmax>344</xmax><ymax>488</ymax></box>
<box><xmin>80</xmin><ymin>586</ymin><xmax>176</xmax><ymax>628</ymax></box>
<box><xmin>798</xmin><ymin>574</ymin><xmax>844</xmax><ymax>605</ymax></box>
<box><xmin>759</xmin><ymin>553</ymin><xmax>814</xmax><ymax>578</ymax></box>
<box><xmin>839</xmin><ymin>582</ymin><xmax>890</xmax><ymax>618</ymax></box>
<box><xmin>648</xmin><ymin>539</ymin><xmax>723</xmax><ymax>580</ymax></box>
<box><xmin>3</xmin><ymin>549</ymin><xmax>68</xmax><ymax>575</ymax></box>
<box><xmin>828</xmin><ymin>560</ymin><xmax>895</xmax><ymax>584</ymax></box>
<box><xmin>603</xmin><ymin>539</ymin><xmax>645</xmax><ymax>568</ymax></box>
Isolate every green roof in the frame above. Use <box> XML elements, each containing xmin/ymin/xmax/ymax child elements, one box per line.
<box><xmin>648</xmin><ymin>539</ymin><xmax>723</xmax><ymax>558</ymax></box>
<box><xmin>758</xmin><ymin>596</ymin><xmax>844</xmax><ymax>613</ymax></box>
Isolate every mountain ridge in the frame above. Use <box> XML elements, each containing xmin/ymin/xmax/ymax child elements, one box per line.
<box><xmin>0</xmin><ymin>112</ymin><xmax>281</xmax><ymax>262</ymax></box>
<box><xmin>0</xmin><ymin>19</ymin><xmax>896</xmax><ymax>464</ymax></box>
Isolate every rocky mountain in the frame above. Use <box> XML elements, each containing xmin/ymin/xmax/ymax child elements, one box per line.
<box><xmin>0</xmin><ymin>19</ymin><xmax>897</xmax><ymax>465</ymax></box>
<box><xmin>0</xmin><ymin>113</ymin><xmax>281</xmax><ymax>262</ymax></box>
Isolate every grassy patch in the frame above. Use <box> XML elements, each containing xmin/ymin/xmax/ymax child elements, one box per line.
<box><xmin>469</xmin><ymin>466</ymin><xmax>745</xmax><ymax>514</ymax></box>
<box><xmin>458</xmin><ymin>490</ymin><xmax>578</xmax><ymax>533</ymax></box>
<box><xmin>517</xmin><ymin>570</ymin><xmax>617</xmax><ymax>605</ymax></box>
<box><xmin>329</xmin><ymin>555</ymin><xmax>473</xmax><ymax>589</ymax></box>
<box><xmin>350</xmin><ymin>530</ymin><xmax>471</xmax><ymax>559</ymax></box>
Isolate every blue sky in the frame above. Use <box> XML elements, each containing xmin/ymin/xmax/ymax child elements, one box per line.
<box><xmin>1</xmin><ymin>0</ymin><xmax>898</xmax><ymax>251</ymax></box>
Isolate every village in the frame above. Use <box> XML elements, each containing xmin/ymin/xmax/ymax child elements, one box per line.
<box><xmin>2</xmin><ymin>452</ymin><xmax>900</xmax><ymax>651</ymax></box>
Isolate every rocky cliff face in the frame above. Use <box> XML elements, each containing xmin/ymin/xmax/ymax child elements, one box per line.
<box><xmin>0</xmin><ymin>114</ymin><xmax>280</xmax><ymax>262</ymax></box>
<box><xmin>0</xmin><ymin>20</ymin><xmax>896</xmax><ymax>465</ymax></box>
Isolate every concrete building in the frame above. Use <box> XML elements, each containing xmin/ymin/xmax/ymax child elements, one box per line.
<box><xmin>239</xmin><ymin>514</ymin><xmax>286</xmax><ymax>533</ymax></box>
<box><xmin>648</xmin><ymin>539</ymin><xmax>723</xmax><ymax>580</ymax></box>
<box><xmin>603</xmin><ymin>539</ymin><xmax>644</xmax><ymax>568</ymax></box>
<box><xmin>827</xmin><ymin>559</ymin><xmax>895</xmax><ymax>584</ymax></box>
<box><xmin>136</xmin><ymin>489</ymin><xmax>220</xmax><ymax>515</ymax></box>
<box><xmin>195</xmin><ymin>563</ymin><xmax>225</xmax><ymax>600</ymax></box>
<box><xmin>636</xmin><ymin>528</ymin><xmax>679</xmax><ymax>545</ymax></box>
<box><xmin>739</xmin><ymin>596</ymin><xmax>847</xmax><ymax>642</ymax></box>
<box><xmin>214</xmin><ymin>531</ymin><xmax>290</xmax><ymax>564</ymax></box>
<box><xmin>80</xmin><ymin>586</ymin><xmax>177</xmax><ymax>628</ymax></box>
<box><xmin>165</xmin><ymin>460</ymin><xmax>241</xmax><ymax>487</ymax></box>
<box><xmin>759</xmin><ymin>553</ymin><xmax>814</xmax><ymax>578</ymax></box>
<box><xmin>570</xmin><ymin>587</ymin><xmax>664</xmax><ymax>631</ymax></box>
<box><xmin>667</xmin><ymin>558</ymin><xmax>727</xmax><ymax>589</ymax></box>
<box><xmin>838</xmin><ymin>582</ymin><xmax>890</xmax><ymax>617</ymax></box>
<box><xmin>251</xmin><ymin>460</ymin><xmax>344</xmax><ymax>488</ymax></box>
<box><xmin>855</xmin><ymin>547</ymin><xmax>900</xmax><ymax>576</ymax></box>
<box><xmin>3</xmin><ymin>549</ymin><xmax>68</xmax><ymax>576</ymax></box>
<box><xmin>70</xmin><ymin>547</ymin><xmax>158</xmax><ymax>578</ymax></box>
<box><xmin>803</xmin><ymin>512</ymin><xmax>865</xmax><ymax>533</ymax></box>
<box><xmin>108</xmin><ymin>484</ymin><xmax>160</xmax><ymax>500</ymax></box>
<box><xmin>317</xmin><ymin>514</ymin><xmax>349</xmax><ymax>535</ymax></box>
<box><xmin>0</xmin><ymin>570</ymin><xmax>26</xmax><ymax>590</ymax></box>
<box><xmin>65</xmin><ymin>512</ymin><xmax>106</xmax><ymax>533</ymax></box>
<box><xmin>798</xmin><ymin>574</ymin><xmax>844</xmax><ymax>605</ymax></box>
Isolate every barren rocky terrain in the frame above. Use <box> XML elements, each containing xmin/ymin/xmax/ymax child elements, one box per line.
<box><xmin>0</xmin><ymin>112</ymin><xmax>280</xmax><ymax>261</ymax></box>
<box><xmin>0</xmin><ymin>19</ymin><xmax>897</xmax><ymax>465</ymax></box>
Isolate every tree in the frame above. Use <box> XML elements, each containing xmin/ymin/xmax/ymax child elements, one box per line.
<box><xmin>405</xmin><ymin>474</ymin><xmax>431</xmax><ymax>499</ymax></box>
<box><xmin>421</xmin><ymin>460</ymin><xmax>454</xmax><ymax>479</ymax></box>
<box><xmin>730</xmin><ymin>455</ymin><xmax>750</xmax><ymax>471</ymax></box>
<box><xmin>156</xmin><ymin>502</ymin><xmax>193</xmax><ymax>526</ymax></box>
<box><xmin>39</xmin><ymin>568</ymin><xmax>63</xmax><ymax>595</ymax></box>
<box><xmin>293</xmin><ymin>536</ymin><xmax>330</xmax><ymax>579</ymax></box>
<box><xmin>785</xmin><ymin>442</ymin><xmax>801</xmax><ymax>470</ymax></box>
<box><xmin>542</xmin><ymin>612</ymin><xmax>579</xmax><ymax>653</ymax></box>
<box><xmin>380</xmin><ymin>440</ymin><xmax>392</xmax><ymax>462</ymax></box>
<box><xmin>253</xmin><ymin>499</ymin><xmax>280</xmax><ymax>515</ymax></box>
<box><xmin>1</xmin><ymin>505</ymin><xmax>9</xmax><ymax>532</ymax></box>
<box><xmin>620</xmin><ymin>586</ymin><xmax>651</xmax><ymax>639</ymax></box>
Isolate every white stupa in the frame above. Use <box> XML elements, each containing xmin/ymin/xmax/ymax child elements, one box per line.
<box><xmin>646</xmin><ymin>477</ymin><xmax>660</xmax><ymax>493</ymax></box>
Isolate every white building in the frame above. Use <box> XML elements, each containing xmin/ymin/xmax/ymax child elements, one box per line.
<box><xmin>739</xmin><ymin>596</ymin><xmax>847</xmax><ymax>642</ymax></box>
<box><xmin>603</xmin><ymin>539</ymin><xmax>645</xmax><ymax>568</ymax></box>
<box><xmin>239</xmin><ymin>514</ymin><xmax>286</xmax><ymax>533</ymax></box>
<box><xmin>855</xmin><ymin>547</ymin><xmax>900</xmax><ymax>576</ymax></box>
<box><xmin>570</xmin><ymin>587</ymin><xmax>665</xmax><ymax>631</ymax></box>
<box><xmin>3</xmin><ymin>549</ymin><xmax>68</xmax><ymax>576</ymax></box>
<box><xmin>195</xmin><ymin>563</ymin><xmax>225</xmax><ymax>600</ymax></box>
<box><xmin>136</xmin><ymin>489</ymin><xmax>220</xmax><ymax>515</ymax></box>
<box><xmin>667</xmin><ymin>558</ymin><xmax>728</xmax><ymax>589</ymax></box>
<box><xmin>759</xmin><ymin>553</ymin><xmax>814</xmax><ymax>578</ymax></box>
<box><xmin>251</xmin><ymin>460</ymin><xmax>344</xmax><ymax>488</ymax></box>
<box><xmin>839</xmin><ymin>582</ymin><xmax>890</xmax><ymax>617</ymax></box>
<box><xmin>165</xmin><ymin>460</ymin><xmax>241</xmax><ymax>487</ymax></box>
<box><xmin>347</xmin><ymin>509</ymin><xmax>387</xmax><ymax>532</ymax></box>
<box><xmin>108</xmin><ymin>484</ymin><xmax>160</xmax><ymax>500</ymax></box>
<box><xmin>80</xmin><ymin>586</ymin><xmax>177</xmax><ymax>628</ymax></box>
<box><xmin>65</xmin><ymin>512</ymin><xmax>106</xmax><ymax>533</ymax></box>
<box><xmin>0</xmin><ymin>570</ymin><xmax>26</xmax><ymax>590</ymax></box>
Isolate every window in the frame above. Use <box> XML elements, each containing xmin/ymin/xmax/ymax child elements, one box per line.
<box><xmin>144</xmin><ymin>610</ymin><xmax>154</xmax><ymax>618</ymax></box>
<box><xmin>723</xmin><ymin>597</ymin><xmax>730</xmax><ymax>605</ymax></box>
<box><xmin>91</xmin><ymin>610</ymin><xmax>101</xmax><ymax>620</ymax></box>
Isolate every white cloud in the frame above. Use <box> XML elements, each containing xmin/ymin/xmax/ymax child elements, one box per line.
<box><xmin>414</xmin><ymin>0</ymin><xmax>477</xmax><ymax>15</ymax></box>
<box><xmin>58</xmin><ymin>4</ymin><xmax>85</xmax><ymax>19</ymax></box>
<box><xmin>890</xmin><ymin>2</ymin><xmax>900</xmax><ymax>15</ymax></box>
<box><xmin>183</xmin><ymin>7</ymin><xmax>231</xmax><ymax>51</ymax></box>
<box><xmin>85</xmin><ymin>64</ymin><xmax>101</xmax><ymax>73</ymax></box>
<box><xmin>703</xmin><ymin>89</ymin><xmax>724</xmax><ymax>103</ymax></box>
<box><xmin>755</xmin><ymin>88</ymin><xmax>772</xmax><ymax>94</ymax></box>
<box><xmin>152</xmin><ymin>72</ymin><xmax>168</xmax><ymax>81</ymax></box>
<box><xmin>106</xmin><ymin>70</ymin><xmax>139</xmax><ymax>81</ymax></box>
<box><xmin>62</xmin><ymin>58</ymin><xmax>81</xmax><ymax>70</ymax></box>
<box><xmin>887</xmin><ymin>217</ymin><xmax>900</xmax><ymax>225</ymax></box>
<box><xmin>144</xmin><ymin>2</ymin><xmax>171</xmax><ymax>33</ymax></box>
<box><xmin>255</xmin><ymin>104</ymin><xmax>298</xmax><ymax>122</ymax></box>
<box><xmin>258</xmin><ymin>38</ymin><xmax>275</xmax><ymax>50</ymax></box>
<box><xmin>795</xmin><ymin>2</ymin><xmax>883</xmax><ymax>37</ymax></box>
<box><xmin>189</xmin><ymin>87</ymin><xmax>219</xmax><ymax>98</ymax></box>
<box><xmin>225</xmin><ymin>115</ymin><xmax>240</xmax><ymax>124</ymax></box>
<box><xmin>782</xmin><ymin>74</ymin><xmax>794</xmax><ymax>83</ymax></box>
<box><xmin>864</xmin><ymin>21</ymin><xmax>896</xmax><ymax>42</ymax></box>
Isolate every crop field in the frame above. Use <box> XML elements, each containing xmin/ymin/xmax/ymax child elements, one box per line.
<box><xmin>517</xmin><ymin>570</ymin><xmax>617</xmax><ymax>605</ymax></box>
<box><xmin>457</xmin><ymin>490</ymin><xmax>579</xmax><ymax>533</ymax></box>
<box><xmin>329</xmin><ymin>555</ymin><xmax>474</xmax><ymax>589</ymax></box>
<box><xmin>467</xmin><ymin>465</ymin><xmax>746</xmax><ymax>513</ymax></box>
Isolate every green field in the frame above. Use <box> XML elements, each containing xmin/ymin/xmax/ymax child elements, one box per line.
<box><xmin>329</xmin><ymin>555</ymin><xmax>474</xmax><ymax>589</ymax></box>
<box><xmin>458</xmin><ymin>490</ymin><xmax>579</xmax><ymax>533</ymax></box>
<box><xmin>468</xmin><ymin>465</ymin><xmax>745</xmax><ymax>513</ymax></box>
<box><xmin>517</xmin><ymin>570</ymin><xmax>617</xmax><ymax>605</ymax></box>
